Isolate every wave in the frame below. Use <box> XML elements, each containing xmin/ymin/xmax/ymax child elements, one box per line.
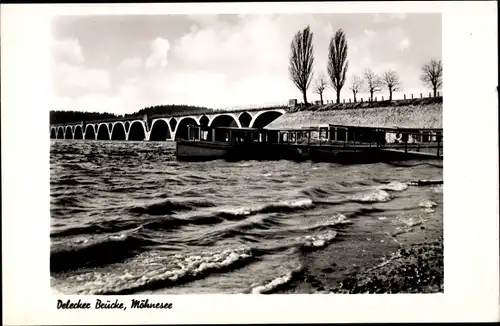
<box><xmin>51</xmin><ymin>196</ymin><xmax>85</xmax><ymax>208</ymax></box>
<box><xmin>300</xmin><ymin>185</ymin><xmax>334</xmax><ymax>199</ymax></box>
<box><xmin>298</xmin><ymin>230</ymin><xmax>338</xmax><ymax>250</ymax></box>
<box><xmin>51</xmin><ymin>219</ymin><xmax>143</xmax><ymax>238</ymax></box>
<box><xmin>393</xmin><ymin>215</ymin><xmax>427</xmax><ymax>228</ymax></box>
<box><xmin>129</xmin><ymin>199</ymin><xmax>216</xmax><ymax>216</ymax></box>
<box><xmin>52</xmin><ymin>178</ymin><xmax>82</xmax><ymax>186</ymax></box>
<box><xmin>312</xmin><ymin>214</ymin><xmax>353</xmax><ymax>229</ymax></box>
<box><xmin>432</xmin><ymin>185</ymin><xmax>443</xmax><ymax>194</ymax></box>
<box><xmin>50</xmin><ymin>227</ymin><xmax>152</xmax><ymax>273</ymax></box>
<box><xmin>80</xmin><ymin>246</ymin><xmax>255</xmax><ymax>295</ymax></box>
<box><xmin>418</xmin><ymin>200</ymin><xmax>437</xmax><ymax>209</ymax></box>
<box><xmin>352</xmin><ymin>189</ymin><xmax>392</xmax><ymax>203</ymax></box>
<box><xmin>216</xmin><ymin>198</ymin><xmax>315</xmax><ymax>219</ymax></box>
<box><xmin>250</xmin><ymin>265</ymin><xmax>303</xmax><ymax>294</ymax></box>
<box><xmin>143</xmin><ymin>214</ymin><xmax>225</xmax><ymax>231</ymax></box>
<box><xmin>377</xmin><ymin>181</ymin><xmax>409</xmax><ymax>192</ymax></box>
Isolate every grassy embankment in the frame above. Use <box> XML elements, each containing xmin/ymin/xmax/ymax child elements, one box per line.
<box><xmin>267</xmin><ymin>97</ymin><xmax>443</xmax><ymax>129</ymax></box>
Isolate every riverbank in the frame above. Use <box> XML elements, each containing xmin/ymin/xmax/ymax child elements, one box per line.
<box><xmin>278</xmin><ymin>182</ymin><xmax>444</xmax><ymax>294</ymax></box>
<box><xmin>329</xmin><ymin>239</ymin><xmax>443</xmax><ymax>293</ymax></box>
<box><xmin>267</xmin><ymin>98</ymin><xmax>442</xmax><ymax>129</ymax></box>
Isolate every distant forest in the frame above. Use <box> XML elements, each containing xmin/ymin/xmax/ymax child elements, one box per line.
<box><xmin>50</xmin><ymin>104</ymin><xmax>214</xmax><ymax>124</ymax></box>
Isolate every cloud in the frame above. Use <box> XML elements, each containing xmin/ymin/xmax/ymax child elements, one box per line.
<box><xmin>186</xmin><ymin>14</ymin><xmax>221</xmax><ymax>26</ymax></box>
<box><xmin>52</xmin><ymin>38</ymin><xmax>84</xmax><ymax>64</ymax></box>
<box><xmin>118</xmin><ymin>56</ymin><xmax>143</xmax><ymax>71</ymax></box>
<box><xmin>399</xmin><ymin>37</ymin><xmax>411</xmax><ymax>51</ymax></box>
<box><xmin>52</xmin><ymin>94</ymin><xmax>120</xmax><ymax>113</ymax></box>
<box><xmin>55</xmin><ymin>62</ymin><xmax>111</xmax><ymax>92</ymax></box>
<box><xmin>145</xmin><ymin>37</ymin><xmax>170</xmax><ymax>69</ymax></box>
<box><xmin>373</xmin><ymin>13</ymin><xmax>408</xmax><ymax>23</ymax></box>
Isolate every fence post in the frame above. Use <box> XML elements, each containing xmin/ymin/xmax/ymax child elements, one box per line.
<box><xmin>429</xmin><ymin>92</ymin><xmax>431</xmax><ymax>97</ymax></box>
<box><xmin>382</xmin><ymin>96</ymin><xmax>384</xmax><ymax>101</ymax></box>
<box><xmin>420</xmin><ymin>93</ymin><xmax>423</xmax><ymax>98</ymax></box>
<box><xmin>411</xmin><ymin>94</ymin><xmax>414</xmax><ymax>99</ymax></box>
<box><xmin>404</xmin><ymin>94</ymin><xmax>406</xmax><ymax>100</ymax></box>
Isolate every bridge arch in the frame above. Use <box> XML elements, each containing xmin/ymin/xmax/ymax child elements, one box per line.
<box><xmin>249</xmin><ymin>110</ymin><xmax>285</xmax><ymax>128</ymax></box>
<box><xmin>111</xmin><ymin>122</ymin><xmax>127</xmax><ymax>141</ymax></box>
<box><xmin>238</xmin><ymin>112</ymin><xmax>252</xmax><ymax>128</ymax></box>
<box><xmin>209</xmin><ymin>113</ymin><xmax>241</xmax><ymax>128</ymax></box>
<box><xmin>174</xmin><ymin>116</ymin><xmax>199</xmax><ymax>140</ymax></box>
<box><xmin>74</xmin><ymin>125</ymin><xmax>83</xmax><ymax>139</ymax></box>
<box><xmin>97</xmin><ymin>123</ymin><xmax>110</xmax><ymax>140</ymax></box>
<box><xmin>56</xmin><ymin>127</ymin><xmax>64</xmax><ymax>139</ymax></box>
<box><xmin>85</xmin><ymin>125</ymin><xmax>96</xmax><ymax>140</ymax></box>
<box><xmin>128</xmin><ymin>120</ymin><xmax>146</xmax><ymax>141</ymax></box>
<box><xmin>64</xmin><ymin>127</ymin><xmax>73</xmax><ymax>139</ymax></box>
<box><xmin>50</xmin><ymin>127</ymin><xmax>57</xmax><ymax>139</ymax></box>
<box><xmin>199</xmin><ymin>115</ymin><xmax>210</xmax><ymax>127</ymax></box>
<box><xmin>150</xmin><ymin>119</ymin><xmax>172</xmax><ymax>141</ymax></box>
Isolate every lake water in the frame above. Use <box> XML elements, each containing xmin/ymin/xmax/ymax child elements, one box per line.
<box><xmin>50</xmin><ymin>140</ymin><xmax>443</xmax><ymax>294</ymax></box>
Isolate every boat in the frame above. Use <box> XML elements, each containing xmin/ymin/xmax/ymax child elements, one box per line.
<box><xmin>176</xmin><ymin>124</ymin><xmax>443</xmax><ymax>163</ymax></box>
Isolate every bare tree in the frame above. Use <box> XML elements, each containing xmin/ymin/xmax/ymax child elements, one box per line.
<box><xmin>363</xmin><ymin>68</ymin><xmax>383</xmax><ymax>102</ymax></box>
<box><xmin>382</xmin><ymin>70</ymin><xmax>402</xmax><ymax>101</ymax></box>
<box><xmin>420</xmin><ymin>59</ymin><xmax>443</xmax><ymax>97</ymax></box>
<box><xmin>313</xmin><ymin>74</ymin><xmax>328</xmax><ymax>105</ymax></box>
<box><xmin>327</xmin><ymin>29</ymin><xmax>349</xmax><ymax>104</ymax></box>
<box><xmin>349</xmin><ymin>75</ymin><xmax>364</xmax><ymax>103</ymax></box>
<box><xmin>289</xmin><ymin>26</ymin><xmax>314</xmax><ymax>105</ymax></box>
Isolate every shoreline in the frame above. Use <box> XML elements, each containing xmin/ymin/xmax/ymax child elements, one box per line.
<box><xmin>279</xmin><ymin>201</ymin><xmax>444</xmax><ymax>294</ymax></box>
<box><xmin>329</xmin><ymin>239</ymin><xmax>443</xmax><ymax>293</ymax></box>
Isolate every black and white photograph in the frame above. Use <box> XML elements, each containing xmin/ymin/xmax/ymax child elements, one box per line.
<box><xmin>2</xmin><ymin>1</ymin><xmax>498</xmax><ymax>324</ymax></box>
<box><xmin>49</xmin><ymin>12</ymin><xmax>445</xmax><ymax>296</ymax></box>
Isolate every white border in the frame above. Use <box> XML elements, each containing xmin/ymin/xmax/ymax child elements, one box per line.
<box><xmin>1</xmin><ymin>1</ymin><xmax>499</xmax><ymax>324</ymax></box>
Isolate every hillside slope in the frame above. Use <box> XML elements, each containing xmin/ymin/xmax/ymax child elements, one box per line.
<box><xmin>267</xmin><ymin>98</ymin><xmax>443</xmax><ymax>129</ymax></box>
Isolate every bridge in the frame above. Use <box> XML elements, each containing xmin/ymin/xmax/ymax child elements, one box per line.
<box><xmin>49</xmin><ymin>107</ymin><xmax>287</xmax><ymax>141</ymax></box>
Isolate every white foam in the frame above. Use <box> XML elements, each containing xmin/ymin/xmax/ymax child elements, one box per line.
<box><xmin>355</xmin><ymin>189</ymin><xmax>392</xmax><ymax>203</ymax></box>
<box><xmin>251</xmin><ymin>271</ymin><xmax>294</xmax><ymax>294</ymax></box>
<box><xmin>432</xmin><ymin>185</ymin><xmax>443</xmax><ymax>193</ymax></box>
<box><xmin>221</xmin><ymin>207</ymin><xmax>252</xmax><ymax>216</ymax></box>
<box><xmin>378</xmin><ymin>181</ymin><xmax>409</xmax><ymax>192</ymax></box>
<box><xmin>418</xmin><ymin>200</ymin><xmax>438</xmax><ymax>208</ymax></box>
<box><xmin>284</xmin><ymin>198</ymin><xmax>314</xmax><ymax>208</ymax></box>
<box><xmin>394</xmin><ymin>216</ymin><xmax>426</xmax><ymax>228</ymax></box>
<box><xmin>68</xmin><ymin>246</ymin><xmax>253</xmax><ymax>295</ymax></box>
<box><xmin>316</xmin><ymin>214</ymin><xmax>352</xmax><ymax>227</ymax></box>
<box><xmin>300</xmin><ymin>230</ymin><xmax>338</xmax><ymax>248</ymax></box>
<box><xmin>109</xmin><ymin>233</ymin><xmax>127</xmax><ymax>240</ymax></box>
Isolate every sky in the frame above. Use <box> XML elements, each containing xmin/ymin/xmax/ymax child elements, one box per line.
<box><xmin>51</xmin><ymin>13</ymin><xmax>441</xmax><ymax>114</ymax></box>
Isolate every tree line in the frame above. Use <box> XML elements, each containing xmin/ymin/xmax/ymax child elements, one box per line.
<box><xmin>289</xmin><ymin>26</ymin><xmax>443</xmax><ymax>105</ymax></box>
<box><xmin>50</xmin><ymin>104</ymin><xmax>214</xmax><ymax>125</ymax></box>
